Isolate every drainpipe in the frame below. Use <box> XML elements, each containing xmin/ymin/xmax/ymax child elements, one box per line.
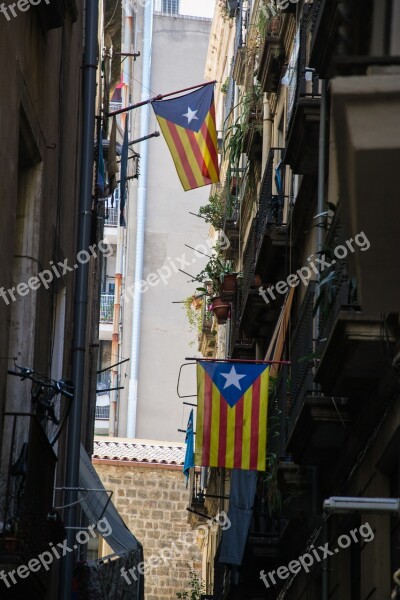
<box><xmin>109</xmin><ymin>221</ymin><xmax>124</xmax><ymax>435</ymax></box>
<box><xmin>322</xmin><ymin>518</ymin><xmax>329</xmax><ymax>600</ymax></box>
<box><xmin>317</xmin><ymin>80</ymin><xmax>328</xmax><ymax>260</ymax></box>
<box><xmin>58</xmin><ymin>0</ymin><xmax>98</xmax><ymax>597</ymax></box>
<box><xmin>316</xmin><ymin>80</ymin><xmax>329</xmax><ymax>600</ymax></box>
<box><xmin>315</xmin><ymin>79</ymin><xmax>328</xmax><ymax>346</ymax></box>
<box><xmin>109</xmin><ymin>270</ymin><xmax>122</xmax><ymax>436</ymax></box>
<box><xmin>126</xmin><ymin>0</ymin><xmax>153</xmax><ymax>438</ymax></box>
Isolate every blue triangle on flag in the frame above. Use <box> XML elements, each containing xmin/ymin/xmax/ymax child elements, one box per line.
<box><xmin>152</xmin><ymin>85</ymin><xmax>214</xmax><ymax>133</ymax></box>
<box><xmin>199</xmin><ymin>361</ymin><xmax>268</xmax><ymax>408</ymax></box>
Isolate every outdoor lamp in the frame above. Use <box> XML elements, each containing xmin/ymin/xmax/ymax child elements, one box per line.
<box><xmin>323</xmin><ymin>496</ymin><xmax>400</xmax><ymax>514</ymax></box>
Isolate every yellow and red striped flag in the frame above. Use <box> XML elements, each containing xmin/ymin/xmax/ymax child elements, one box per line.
<box><xmin>152</xmin><ymin>84</ymin><xmax>220</xmax><ymax>191</ymax></box>
<box><xmin>195</xmin><ymin>361</ymin><xmax>269</xmax><ymax>471</ymax></box>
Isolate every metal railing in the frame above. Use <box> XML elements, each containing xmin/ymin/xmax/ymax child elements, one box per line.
<box><xmin>287</xmin><ymin>5</ymin><xmax>321</xmax><ymax>131</ymax></box>
<box><xmin>0</xmin><ymin>413</ymin><xmax>57</xmax><ymax>583</ymax></box>
<box><xmin>256</xmin><ymin>147</ymin><xmax>286</xmax><ymax>262</ymax></box>
<box><xmin>104</xmin><ymin>202</ymin><xmax>119</xmax><ymax>227</ymax></box>
<box><xmin>202</xmin><ymin>300</ymin><xmax>213</xmax><ymax>333</ymax></box>
<box><xmin>228</xmin><ymin>287</ymin><xmax>240</xmax><ymax>356</ymax></box>
<box><xmin>95</xmin><ymin>405</ymin><xmax>110</xmax><ymax>420</ymax></box>
<box><xmin>100</xmin><ymin>294</ymin><xmax>114</xmax><ymax>323</ymax></box>
<box><xmin>224</xmin><ymin>58</ymin><xmax>235</xmax><ymax>120</ymax></box>
<box><xmin>287</xmin><ymin>282</ymin><xmax>316</xmax><ymax>435</ymax></box>
<box><xmin>316</xmin><ymin>212</ymin><xmax>358</xmax><ymax>356</ymax></box>
<box><xmin>240</xmin><ymin>219</ymin><xmax>257</xmax><ymax>315</ymax></box>
<box><xmin>109</xmin><ymin>101</ymin><xmax>122</xmax><ymax>114</ymax></box>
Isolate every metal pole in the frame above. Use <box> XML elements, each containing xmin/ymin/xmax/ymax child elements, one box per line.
<box><xmin>185</xmin><ymin>357</ymin><xmax>291</xmax><ymax>364</ymax></box>
<box><xmin>316</xmin><ymin>79</ymin><xmax>328</xmax><ymax>339</ymax></box>
<box><xmin>322</xmin><ymin>519</ymin><xmax>329</xmax><ymax>600</ymax></box>
<box><xmin>105</xmin><ymin>79</ymin><xmax>217</xmax><ymax>117</ymax></box>
<box><xmin>58</xmin><ymin>0</ymin><xmax>98</xmax><ymax>595</ymax></box>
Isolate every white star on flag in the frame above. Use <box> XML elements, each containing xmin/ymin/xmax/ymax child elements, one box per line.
<box><xmin>182</xmin><ymin>107</ymin><xmax>199</xmax><ymax>125</ymax></box>
<box><xmin>220</xmin><ymin>366</ymin><xmax>246</xmax><ymax>390</ymax></box>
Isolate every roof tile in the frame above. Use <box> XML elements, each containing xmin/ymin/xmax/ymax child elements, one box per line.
<box><xmin>92</xmin><ymin>438</ymin><xmax>186</xmax><ymax>465</ymax></box>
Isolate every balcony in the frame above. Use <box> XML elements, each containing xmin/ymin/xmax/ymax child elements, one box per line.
<box><xmin>0</xmin><ymin>414</ymin><xmax>64</xmax><ymax>597</ymax></box>
<box><xmin>255</xmin><ymin>147</ymin><xmax>288</xmax><ymax>271</ymax></box>
<box><xmin>257</xmin><ymin>15</ymin><xmax>286</xmax><ymax>94</ymax></box>
<box><xmin>331</xmin><ymin>74</ymin><xmax>400</xmax><ymax>314</ymax></box>
<box><xmin>283</xmin><ymin>282</ymin><xmax>352</xmax><ymax>464</ymax></box>
<box><xmin>309</xmin><ymin>0</ymin><xmax>375</xmax><ymax>78</ymax></box>
<box><xmin>95</xmin><ymin>405</ymin><xmax>110</xmax><ymax>420</ymax></box>
<box><xmin>313</xmin><ymin>213</ymin><xmax>398</xmax><ymax>398</ymax></box>
<box><xmin>198</xmin><ymin>300</ymin><xmax>216</xmax><ymax>358</ymax></box>
<box><xmin>104</xmin><ymin>203</ymin><xmax>119</xmax><ymax>227</ymax></box>
<box><xmin>100</xmin><ymin>293</ymin><xmax>114</xmax><ymax>323</ymax></box>
<box><xmin>284</xmin><ymin>9</ymin><xmax>321</xmax><ymax>175</ymax></box>
<box><xmin>239</xmin><ymin>212</ymin><xmax>285</xmax><ymax>339</ymax></box>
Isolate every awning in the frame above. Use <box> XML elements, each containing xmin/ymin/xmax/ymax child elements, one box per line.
<box><xmin>79</xmin><ymin>444</ymin><xmax>142</xmax><ymax>555</ymax></box>
<box><xmin>218</xmin><ymin>469</ymin><xmax>257</xmax><ymax>566</ymax></box>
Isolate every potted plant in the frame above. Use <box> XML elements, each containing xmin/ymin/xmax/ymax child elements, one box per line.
<box><xmin>258</xmin><ymin>0</ymin><xmax>281</xmax><ymax>38</ymax></box>
<box><xmin>198</xmin><ymin>193</ymin><xmax>225</xmax><ymax>230</ymax></box>
<box><xmin>182</xmin><ymin>295</ymin><xmax>203</xmax><ymax>341</ymax></box>
<box><xmin>220</xmin><ymin>263</ymin><xmax>238</xmax><ymax>301</ymax></box>
<box><xmin>196</xmin><ymin>254</ymin><xmax>231</xmax><ymax>325</ymax></box>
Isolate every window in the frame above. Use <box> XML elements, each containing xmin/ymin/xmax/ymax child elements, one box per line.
<box><xmin>162</xmin><ymin>0</ymin><xmax>179</xmax><ymax>15</ymax></box>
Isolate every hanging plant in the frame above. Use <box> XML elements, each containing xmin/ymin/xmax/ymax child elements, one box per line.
<box><xmin>198</xmin><ymin>193</ymin><xmax>225</xmax><ymax>230</ymax></box>
<box><xmin>176</xmin><ymin>570</ymin><xmax>206</xmax><ymax>600</ymax></box>
<box><xmin>182</xmin><ymin>295</ymin><xmax>203</xmax><ymax>338</ymax></box>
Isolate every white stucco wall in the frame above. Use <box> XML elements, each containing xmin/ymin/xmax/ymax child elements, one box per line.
<box><xmin>119</xmin><ymin>12</ymin><xmax>213</xmax><ymax>441</ymax></box>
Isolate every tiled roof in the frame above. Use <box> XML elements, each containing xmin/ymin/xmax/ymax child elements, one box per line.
<box><xmin>92</xmin><ymin>437</ymin><xmax>186</xmax><ymax>465</ymax></box>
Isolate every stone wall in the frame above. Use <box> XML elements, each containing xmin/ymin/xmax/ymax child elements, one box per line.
<box><xmin>94</xmin><ymin>461</ymin><xmax>202</xmax><ymax>600</ymax></box>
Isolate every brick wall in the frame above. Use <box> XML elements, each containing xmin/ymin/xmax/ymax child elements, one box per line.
<box><xmin>94</xmin><ymin>461</ymin><xmax>202</xmax><ymax>600</ymax></box>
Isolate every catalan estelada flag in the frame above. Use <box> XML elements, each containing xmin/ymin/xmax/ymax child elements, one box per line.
<box><xmin>195</xmin><ymin>361</ymin><xmax>269</xmax><ymax>471</ymax></box>
<box><xmin>152</xmin><ymin>84</ymin><xmax>220</xmax><ymax>191</ymax></box>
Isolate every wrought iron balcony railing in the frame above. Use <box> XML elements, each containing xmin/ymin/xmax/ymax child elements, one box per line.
<box><xmin>256</xmin><ymin>147</ymin><xmax>286</xmax><ymax>262</ymax></box>
<box><xmin>315</xmin><ymin>212</ymin><xmax>358</xmax><ymax>357</ymax></box>
<box><xmin>0</xmin><ymin>413</ymin><xmax>61</xmax><ymax>589</ymax></box>
<box><xmin>240</xmin><ymin>218</ymin><xmax>257</xmax><ymax>315</ymax></box>
<box><xmin>287</xmin><ymin>281</ymin><xmax>317</xmax><ymax>435</ymax></box>
<box><xmin>95</xmin><ymin>405</ymin><xmax>110</xmax><ymax>420</ymax></box>
<box><xmin>100</xmin><ymin>293</ymin><xmax>114</xmax><ymax>323</ymax></box>
<box><xmin>104</xmin><ymin>202</ymin><xmax>119</xmax><ymax>227</ymax></box>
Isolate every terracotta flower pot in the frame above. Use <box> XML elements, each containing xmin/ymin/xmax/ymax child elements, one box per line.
<box><xmin>211</xmin><ymin>296</ymin><xmax>230</xmax><ymax>325</ymax></box>
<box><xmin>220</xmin><ymin>273</ymin><xmax>237</xmax><ymax>301</ymax></box>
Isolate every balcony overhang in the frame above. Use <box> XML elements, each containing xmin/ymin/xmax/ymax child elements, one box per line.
<box><xmin>331</xmin><ymin>74</ymin><xmax>400</xmax><ymax>313</ymax></box>
<box><xmin>315</xmin><ymin>312</ymin><xmax>397</xmax><ymax>396</ymax></box>
<box><xmin>230</xmin><ymin>341</ymin><xmax>255</xmax><ymax>360</ymax></box>
<box><xmin>240</xmin><ymin>290</ymin><xmax>281</xmax><ymax>339</ymax></box>
<box><xmin>243</xmin><ymin>121</ymin><xmax>263</xmax><ymax>159</ymax></box>
<box><xmin>257</xmin><ymin>31</ymin><xmax>285</xmax><ymax>94</ymax></box>
<box><xmin>284</xmin><ymin>97</ymin><xmax>321</xmax><ymax>174</ymax></box>
<box><xmin>309</xmin><ymin>0</ymin><xmax>341</xmax><ymax>77</ymax></box>
<box><xmin>287</xmin><ymin>395</ymin><xmax>351</xmax><ymax>464</ymax></box>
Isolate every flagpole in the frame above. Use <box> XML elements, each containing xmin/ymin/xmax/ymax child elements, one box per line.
<box><xmin>184</xmin><ymin>357</ymin><xmax>291</xmax><ymax>365</ymax></box>
<box><xmin>105</xmin><ymin>80</ymin><xmax>217</xmax><ymax>117</ymax></box>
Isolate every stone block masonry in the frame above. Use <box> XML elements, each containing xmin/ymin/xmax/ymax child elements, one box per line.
<box><xmin>94</xmin><ymin>451</ymin><xmax>202</xmax><ymax>600</ymax></box>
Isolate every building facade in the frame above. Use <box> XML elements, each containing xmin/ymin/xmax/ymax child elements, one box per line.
<box><xmin>0</xmin><ymin>1</ymin><xmax>144</xmax><ymax>597</ymax></box>
<box><xmin>93</xmin><ymin>437</ymin><xmax>203</xmax><ymax>600</ymax></box>
<box><xmin>95</xmin><ymin>2</ymin><xmax>216</xmax><ymax>442</ymax></box>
